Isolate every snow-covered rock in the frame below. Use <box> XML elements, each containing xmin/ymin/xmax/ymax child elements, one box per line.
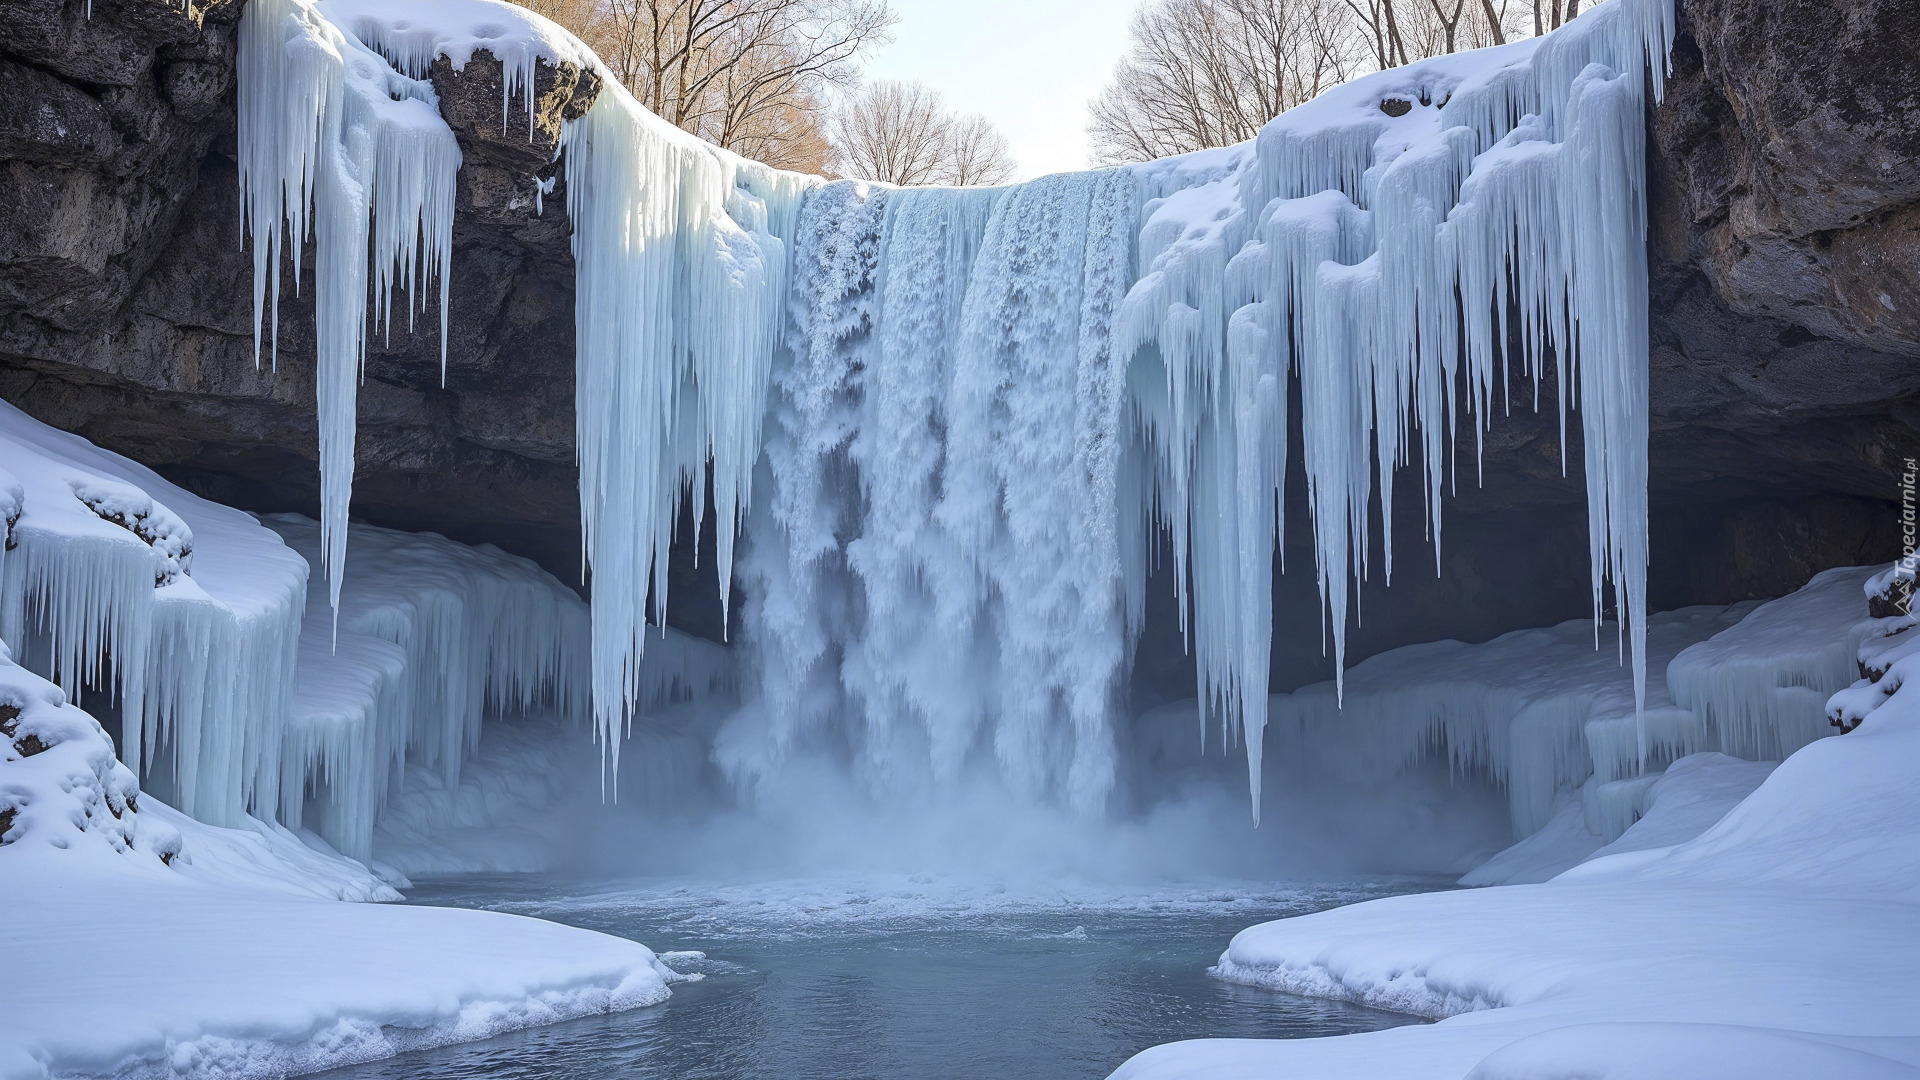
<box><xmin>0</xmin><ymin>640</ymin><xmax>165</xmax><ymax>863</ymax></box>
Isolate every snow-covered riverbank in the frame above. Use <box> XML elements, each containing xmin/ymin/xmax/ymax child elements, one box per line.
<box><xmin>0</xmin><ymin>849</ymin><xmax>679</xmax><ymax>1080</ymax></box>
<box><xmin>1114</xmin><ymin>574</ymin><xmax>1920</xmax><ymax>1080</ymax></box>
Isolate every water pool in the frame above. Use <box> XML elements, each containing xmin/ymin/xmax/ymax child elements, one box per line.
<box><xmin>315</xmin><ymin>875</ymin><xmax>1436</xmax><ymax>1080</ymax></box>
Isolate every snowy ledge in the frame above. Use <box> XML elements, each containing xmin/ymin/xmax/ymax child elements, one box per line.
<box><xmin>1110</xmin><ymin>582</ymin><xmax>1920</xmax><ymax>1080</ymax></box>
<box><xmin>0</xmin><ymin>852</ymin><xmax>679</xmax><ymax>1080</ymax></box>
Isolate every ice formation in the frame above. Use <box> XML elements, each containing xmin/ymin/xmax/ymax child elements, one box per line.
<box><xmin>1256</xmin><ymin>565</ymin><xmax>1880</xmax><ymax>850</ymax></box>
<box><xmin>0</xmin><ymin>403</ymin><xmax>619</xmax><ymax>865</ymax></box>
<box><xmin>1667</xmin><ymin>565</ymin><xmax>1884</xmax><ymax>761</ymax></box>
<box><xmin>262</xmin><ymin>515</ymin><xmax>593</xmax><ymax>860</ymax></box>
<box><xmin>0</xmin><ymin>400</ymin><xmax>307</xmax><ymax>829</ymax></box>
<box><xmin>230</xmin><ymin>0</ymin><xmax>1678</xmax><ymax>814</ymax></box>
<box><xmin>1122</xmin><ymin>584</ymin><xmax>1920</xmax><ymax>1080</ymax></box>
<box><xmin>238</xmin><ymin>0</ymin><xmax>462</xmax><ymax>612</ymax></box>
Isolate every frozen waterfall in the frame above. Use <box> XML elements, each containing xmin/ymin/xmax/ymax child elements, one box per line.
<box><xmin>235</xmin><ymin>0</ymin><xmax>1675</xmax><ymax>816</ymax></box>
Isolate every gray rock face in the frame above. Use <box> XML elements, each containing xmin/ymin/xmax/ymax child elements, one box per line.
<box><xmin>0</xmin><ymin>0</ymin><xmax>1912</xmax><ymax>668</ymax></box>
<box><xmin>1657</xmin><ymin>0</ymin><xmax>1920</xmax><ymax>357</ymax></box>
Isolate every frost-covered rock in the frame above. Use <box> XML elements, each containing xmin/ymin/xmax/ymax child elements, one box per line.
<box><xmin>0</xmin><ymin>639</ymin><xmax>175</xmax><ymax>864</ymax></box>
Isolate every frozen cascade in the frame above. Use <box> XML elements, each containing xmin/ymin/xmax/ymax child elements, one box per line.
<box><xmin>231</xmin><ymin>0</ymin><xmax>1674</xmax><ymax>816</ymax></box>
<box><xmin>720</xmin><ymin>174</ymin><xmax>1136</xmax><ymax>806</ymax></box>
<box><xmin>262</xmin><ymin>516</ymin><xmax>595</xmax><ymax>861</ymax></box>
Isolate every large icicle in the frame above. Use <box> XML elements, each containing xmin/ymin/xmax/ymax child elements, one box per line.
<box><xmin>560</xmin><ymin>66</ymin><xmax>809</xmax><ymax>777</ymax></box>
<box><xmin>238</xmin><ymin>0</ymin><xmax>460</xmax><ymax>612</ymax></box>
<box><xmin>1121</xmin><ymin>0</ymin><xmax>1674</xmax><ymax>813</ymax></box>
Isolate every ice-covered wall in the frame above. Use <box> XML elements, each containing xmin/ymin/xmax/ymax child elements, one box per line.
<box><xmin>0</xmin><ymin>402</ymin><xmax>615</xmax><ymax>859</ymax></box>
<box><xmin>236</xmin><ymin>0</ymin><xmax>1676</xmax><ymax>815</ymax></box>
<box><xmin>1249</xmin><ymin>564</ymin><xmax>1880</xmax><ymax>844</ymax></box>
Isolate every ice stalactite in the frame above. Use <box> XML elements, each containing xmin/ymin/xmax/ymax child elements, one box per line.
<box><xmin>1122</xmin><ymin>0</ymin><xmax>1673</xmax><ymax>809</ymax></box>
<box><xmin>558</xmin><ymin>67</ymin><xmax>810</xmax><ymax>774</ymax></box>
<box><xmin>238</xmin><ymin>0</ymin><xmax>460</xmax><ymax>613</ymax></box>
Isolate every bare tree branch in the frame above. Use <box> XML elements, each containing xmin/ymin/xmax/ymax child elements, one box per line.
<box><xmin>1088</xmin><ymin>0</ymin><xmax>1362</xmax><ymax>164</ymax></box>
<box><xmin>514</xmin><ymin>0</ymin><xmax>893</xmax><ymax>172</ymax></box>
<box><xmin>828</xmin><ymin>80</ymin><xmax>1016</xmax><ymax>186</ymax></box>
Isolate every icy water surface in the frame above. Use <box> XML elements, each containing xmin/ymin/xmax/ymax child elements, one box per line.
<box><xmin>317</xmin><ymin>875</ymin><xmax>1437</xmax><ymax>1080</ymax></box>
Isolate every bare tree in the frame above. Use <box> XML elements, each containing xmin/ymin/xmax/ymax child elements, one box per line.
<box><xmin>1088</xmin><ymin>0</ymin><xmax>1362</xmax><ymax>165</ymax></box>
<box><xmin>1339</xmin><ymin>0</ymin><xmax>1525</xmax><ymax>67</ymax></box>
<box><xmin>830</xmin><ymin>79</ymin><xmax>950</xmax><ymax>185</ymax></box>
<box><xmin>513</xmin><ymin>0</ymin><xmax>606</xmax><ymax>34</ymax></box>
<box><xmin>512</xmin><ymin>0</ymin><xmax>893</xmax><ymax>171</ymax></box>
<box><xmin>1531</xmin><ymin>0</ymin><xmax>1580</xmax><ymax>34</ymax></box>
<box><xmin>829</xmin><ymin>80</ymin><xmax>1017</xmax><ymax>186</ymax></box>
<box><xmin>944</xmin><ymin>114</ymin><xmax>1017</xmax><ymax>187</ymax></box>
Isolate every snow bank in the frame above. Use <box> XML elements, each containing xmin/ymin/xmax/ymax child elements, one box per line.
<box><xmin>0</xmin><ymin>639</ymin><xmax>162</xmax><ymax>862</ymax></box>
<box><xmin>1460</xmin><ymin>751</ymin><xmax>1774</xmax><ymax>886</ymax></box>
<box><xmin>0</xmin><ymin>849</ymin><xmax>679</xmax><ymax>1080</ymax></box>
<box><xmin>144</xmin><ymin>798</ymin><xmax>403</xmax><ymax>903</ymax></box>
<box><xmin>1108</xmin><ymin>574</ymin><xmax>1920</xmax><ymax>1080</ymax></box>
<box><xmin>2</xmin><ymin>586</ymin><xmax>681</xmax><ymax>1080</ymax></box>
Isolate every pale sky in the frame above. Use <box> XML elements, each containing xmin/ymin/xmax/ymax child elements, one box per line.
<box><xmin>857</xmin><ymin>0</ymin><xmax>1139</xmax><ymax>181</ymax></box>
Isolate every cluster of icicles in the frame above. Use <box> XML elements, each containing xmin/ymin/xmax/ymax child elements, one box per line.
<box><xmin>0</xmin><ymin>401</ymin><xmax>601</xmax><ymax>862</ymax></box>
<box><xmin>238</xmin><ymin>0</ymin><xmax>1674</xmax><ymax>816</ymax></box>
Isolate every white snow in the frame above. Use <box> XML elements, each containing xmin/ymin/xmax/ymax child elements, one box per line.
<box><xmin>0</xmin><ymin>848</ymin><xmax>679</xmax><ymax>1080</ymax></box>
<box><xmin>2</xmin><ymin>620</ymin><xmax>682</xmax><ymax>1080</ymax></box>
<box><xmin>1107</xmin><ymin>571</ymin><xmax>1920</xmax><ymax>1080</ymax></box>
<box><xmin>0</xmin><ymin>424</ymin><xmax>702</xmax><ymax>1079</ymax></box>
